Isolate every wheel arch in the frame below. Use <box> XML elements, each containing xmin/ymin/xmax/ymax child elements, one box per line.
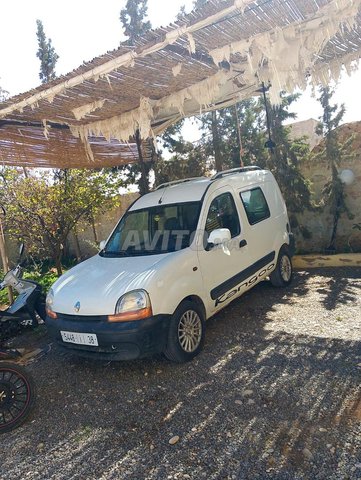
<box><xmin>277</xmin><ymin>243</ymin><xmax>291</xmax><ymax>258</ymax></box>
<box><xmin>177</xmin><ymin>295</ymin><xmax>206</xmax><ymax>318</ymax></box>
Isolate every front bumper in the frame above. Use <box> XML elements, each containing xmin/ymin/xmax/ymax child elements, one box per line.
<box><xmin>45</xmin><ymin>313</ymin><xmax>171</xmax><ymax>360</ymax></box>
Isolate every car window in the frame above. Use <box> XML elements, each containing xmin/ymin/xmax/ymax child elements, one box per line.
<box><xmin>240</xmin><ymin>187</ymin><xmax>270</xmax><ymax>225</ymax></box>
<box><xmin>205</xmin><ymin>192</ymin><xmax>240</xmax><ymax>238</ymax></box>
<box><xmin>103</xmin><ymin>202</ymin><xmax>201</xmax><ymax>256</ymax></box>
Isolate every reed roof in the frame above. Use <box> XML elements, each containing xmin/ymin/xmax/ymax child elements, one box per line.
<box><xmin>0</xmin><ymin>0</ymin><xmax>360</xmax><ymax>168</ymax></box>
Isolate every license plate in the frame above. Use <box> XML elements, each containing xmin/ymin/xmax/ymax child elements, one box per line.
<box><xmin>60</xmin><ymin>331</ymin><xmax>98</xmax><ymax>347</ymax></box>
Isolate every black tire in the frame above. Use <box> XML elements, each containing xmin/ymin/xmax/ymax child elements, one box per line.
<box><xmin>270</xmin><ymin>247</ymin><xmax>293</xmax><ymax>287</ymax></box>
<box><xmin>0</xmin><ymin>363</ymin><xmax>36</xmax><ymax>433</ymax></box>
<box><xmin>164</xmin><ymin>301</ymin><xmax>205</xmax><ymax>363</ymax></box>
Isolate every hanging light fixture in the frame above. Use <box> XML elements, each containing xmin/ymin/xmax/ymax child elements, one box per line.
<box><xmin>256</xmin><ymin>82</ymin><xmax>276</xmax><ymax>152</ymax></box>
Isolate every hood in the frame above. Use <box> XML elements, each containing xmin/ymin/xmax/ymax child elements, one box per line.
<box><xmin>51</xmin><ymin>253</ymin><xmax>168</xmax><ymax>315</ymax></box>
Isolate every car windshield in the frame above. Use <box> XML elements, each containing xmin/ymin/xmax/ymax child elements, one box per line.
<box><xmin>101</xmin><ymin>202</ymin><xmax>201</xmax><ymax>257</ymax></box>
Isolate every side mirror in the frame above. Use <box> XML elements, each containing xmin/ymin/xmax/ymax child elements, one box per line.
<box><xmin>207</xmin><ymin>228</ymin><xmax>231</xmax><ymax>250</ymax></box>
<box><xmin>99</xmin><ymin>240</ymin><xmax>106</xmax><ymax>250</ymax></box>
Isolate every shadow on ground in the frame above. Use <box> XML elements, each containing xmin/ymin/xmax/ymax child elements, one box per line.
<box><xmin>1</xmin><ymin>268</ymin><xmax>360</xmax><ymax>480</ymax></box>
<box><xmin>313</xmin><ymin>267</ymin><xmax>361</xmax><ymax>310</ymax></box>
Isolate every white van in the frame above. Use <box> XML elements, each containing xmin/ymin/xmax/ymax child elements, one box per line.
<box><xmin>46</xmin><ymin>167</ymin><xmax>295</xmax><ymax>362</ymax></box>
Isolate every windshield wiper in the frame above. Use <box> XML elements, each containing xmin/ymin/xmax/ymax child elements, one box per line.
<box><xmin>100</xmin><ymin>250</ymin><xmax>130</xmax><ymax>257</ymax></box>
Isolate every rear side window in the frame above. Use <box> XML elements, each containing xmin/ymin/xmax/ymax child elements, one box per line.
<box><xmin>205</xmin><ymin>192</ymin><xmax>240</xmax><ymax>238</ymax></box>
<box><xmin>240</xmin><ymin>187</ymin><xmax>270</xmax><ymax>225</ymax></box>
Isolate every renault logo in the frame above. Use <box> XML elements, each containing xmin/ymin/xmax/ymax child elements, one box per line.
<box><xmin>74</xmin><ymin>301</ymin><xmax>81</xmax><ymax>313</ymax></box>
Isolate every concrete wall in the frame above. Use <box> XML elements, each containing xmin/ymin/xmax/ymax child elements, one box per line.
<box><xmin>67</xmin><ymin>192</ymin><xmax>139</xmax><ymax>259</ymax></box>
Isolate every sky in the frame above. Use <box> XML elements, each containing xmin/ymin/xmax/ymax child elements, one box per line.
<box><xmin>1</xmin><ymin>0</ymin><xmax>360</xmax><ymax>144</ymax></box>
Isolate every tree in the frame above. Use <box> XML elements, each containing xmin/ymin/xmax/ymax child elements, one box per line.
<box><xmin>314</xmin><ymin>86</ymin><xmax>354</xmax><ymax>252</ymax></box>
<box><xmin>0</xmin><ymin>169</ymin><xmax>122</xmax><ymax>275</ymax></box>
<box><xmin>193</xmin><ymin>0</ymin><xmax>208</xmax><ymax>8</ymax></box>
<box><xmin>120</xmin><ymin>0</ymin><xmax>151</xmax><ymax>45</ymax></box>
<box><xmin>0</xmin><ymin>85</ymin><xmax>8</xmax><ymax>102</ymax></box>
<box><xmin>154</xmin><ymin>142</ymin><xmax>208</xmax><ymax>186</ymax></box>
<box><xmin>265</xmin><ymin>92</ymin><xmax>313</xmax><ymax>225</ymax></box>
<box><xmin>177</xmin><ymin>5</ymin><xmax>187</xmax><ymax>20</ymax></box>
<box><xmin>197</xmin><ymin>99</ymin><xmax>267</xmax><ymax>172</ymax></box>
<box><xmin>119</xmin><ymin>1</ymin><xmax>152</xmax><ymax>194</ymax></box>
<box><xmin>36</xmin><ymin>19</ymin><xmax>59</xmax><ymax>83</ymax></box>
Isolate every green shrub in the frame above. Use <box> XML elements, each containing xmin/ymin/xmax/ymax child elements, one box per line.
<box><xmin>0</xmin><ymin>267</ymin><xmax>64</xmax><ymax>306</ymax></box>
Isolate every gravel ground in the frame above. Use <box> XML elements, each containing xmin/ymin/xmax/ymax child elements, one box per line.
<box><xmin>1</xmin><ymin>267</ymin><xmax>360</xmax><ymax>480</ymax></box>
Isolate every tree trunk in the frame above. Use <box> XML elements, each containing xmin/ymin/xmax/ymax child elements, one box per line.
<box><xmin>53</xmin><ymin>249</ymin><xmax>63</xmax><ymax>276</ymax></box>
<box><xmin>72</xmin><ymin>228</ymin><xmax>82</xmax><ymax>263</ymax></box>
<box><xmin>327</xmin><ymin>205</ymin><xmax>340</xmax><ymax>252</ymax></box>
<box><xmin>135</xmin><ymin>129</ymin><xmax>150</xmax><ymax>196</ymax></box>
<box><xmin>211</xmin><ymin>110</ymin><xmax>223</xmax><ymax>172</ymax></box>
<box><xmin>90</xmin><ymin>217</ymin><xmax>98</xmax><ymax>244</ymax></box>
<box><xmin>327</xmin><ymin>166</ymin><xmax>342</xmax><ymax>252</ymax></box>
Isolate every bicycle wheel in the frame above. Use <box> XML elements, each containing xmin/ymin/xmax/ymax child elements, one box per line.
<box><xmin>0</xmin><ymin>362</ymin><xmax>35</xmax><ymax>433</ymax></box>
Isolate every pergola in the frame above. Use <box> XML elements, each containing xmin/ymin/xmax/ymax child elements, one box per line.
<box><xmin>0</xmin><ymin>0</ymin><xmax>361</xmax><ymax>168</ymax></box>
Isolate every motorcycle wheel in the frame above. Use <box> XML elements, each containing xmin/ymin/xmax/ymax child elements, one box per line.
<box><xmin>0</xmin><ymin>362</ymin><xmax>35</xmax><ymax>433</ymax></box>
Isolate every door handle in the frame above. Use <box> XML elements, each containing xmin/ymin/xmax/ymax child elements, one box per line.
<box><xmin>239</xmin><ymin>239</ymin><xmax>247</xmax><ymax>248</ymax></box>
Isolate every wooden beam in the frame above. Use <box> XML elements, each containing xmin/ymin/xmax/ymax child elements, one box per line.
<box><xmin>0</xmin><ymin>215</ymin><xmax>13</xmax><ymax>304</ymax></box>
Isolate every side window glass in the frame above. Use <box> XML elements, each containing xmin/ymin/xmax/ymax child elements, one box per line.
<box><xmin>240</xmin><ymin>187</ymin><xmax>270</xmax><ymax>225</ymax></box>
<box><xmin>205</xmin><ymin>192</ymin><xmax>240</xmax><ymax>238</ymax></box>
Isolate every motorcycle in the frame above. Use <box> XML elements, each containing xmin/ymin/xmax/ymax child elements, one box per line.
<box><xmin>0</xmin><ymin>244</ymin><xmax>46</xmax><ymax>341</ymax></box>
<box><xmin>0</xmin><ymin>349</ymin><xmax>36</xmax><ymax>433</ymax></box>
<box><xmin>0</xmin><ymin>244</ymin><xmax>45</xmax><ymax>432</ymax></box>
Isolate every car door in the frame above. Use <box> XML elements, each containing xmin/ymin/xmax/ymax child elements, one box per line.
<box><xmin>238</xmin><ymin>184</ymin><xmax>276</xmax><ymax>268</ymax></box>
<box><xmin>197</xmin><ymin>186</ymin><xmax>256</xmax><ymax>315</ymax></box>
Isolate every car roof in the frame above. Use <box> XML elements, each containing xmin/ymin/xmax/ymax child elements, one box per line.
<box><xmin>129</xmin><ymin>168</ymin><xmax>272</xmax><ymax>210</ymax></box>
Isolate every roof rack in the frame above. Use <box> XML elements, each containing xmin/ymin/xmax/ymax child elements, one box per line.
<box><xmin>211</xmin><ymin>166</ymin><xmax>262</xmax><ymax>180</ymax></box>
<box><xmin>155</xmin><ymin>177</ymin><xmax>207</xmax><ymax>190</ymax></box>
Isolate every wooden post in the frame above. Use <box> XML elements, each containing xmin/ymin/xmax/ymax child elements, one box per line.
<box><xmin>135</xmin><ymin>129</ymin><xmax>150</xmax><ymax>196</ymax></box>
<box><xmin>0</xmin><ymin>216</ymin><xmax>13</xmax><ymax>304</ymax></box>
<box><xmin>211</xmin><ymin>110</ymin><xmax>223</xmax><ymax>172</ymax></box>
<box><xmin>233</xmin><ymin>104</ymin><xmax>244</xmax><ymax>167</ymax></box>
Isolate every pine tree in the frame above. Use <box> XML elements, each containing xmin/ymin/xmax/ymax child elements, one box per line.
<box><xmin>36</xmin><ymin>19</ymin><xmax>59</xmax><ymax>84</ymax></box>
<box><xmin>177</xmin><ymin>5</ymin><xmax>187</xmax><ymax>21</ymax></box>
<box><xmin>118</xmin><ymin>1</ymin><xmax>152</xmax><ymax>194</ymax></box>
<box><xmin>193</xmin><ymin>0</ymin><xmax>208</xmax><ymax>8</ymax></box>
<box><xmin>197</xmin><ymin>99</ymin><xmax>267</xmax><ymax>172</ymax></box>
<box><xmin>120</xmin><ymin>0</ymin><xmax>151</xmax><ymax>45</ymax></box>
<box><xmin>0</xmin><ymin>85</ymin><xmax>8</xmax><ymax>102</ymax></box>
<box><xmin>266</xmin><ymin>93</ymin><xmax>313</xmax><ymax>215</ymax></box>
<box><xmin>314</xmin><ymin>86</ymin><xmax>354</xmax><ymax>252</ymax></box>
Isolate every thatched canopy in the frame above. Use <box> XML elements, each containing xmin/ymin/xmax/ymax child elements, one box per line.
<box><xmin>0</xmin><ymin>0</ymin><xmax>360</xmax><ymax>168</ymax></box>
<box><xmin>0</xmin><ymin>125</ymin><xmax>139</xmax><ymax>168</ymax></box>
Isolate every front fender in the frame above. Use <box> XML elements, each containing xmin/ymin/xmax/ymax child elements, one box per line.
<box><xmin>147</xmin><ymin>249</ymin><xmax>207</xmax><ymax>316</ymax></box>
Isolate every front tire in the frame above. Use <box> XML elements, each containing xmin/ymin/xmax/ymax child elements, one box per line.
<box><xmin>0</xmin><ymin>363</ymin><xmax>35</xmax><ymax>433</ymax></box>
<box><xmin>164</xmin><ymin>301</ymin><xmax>205</xmax><ymax>363</ymax></box>
<box><xmin>270</xmin><ymin>247</ymin><xmax>293</xmax><ymax>287</ymax></box>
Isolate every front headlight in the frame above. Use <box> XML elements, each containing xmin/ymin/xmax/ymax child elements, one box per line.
<box><xmin>108</xmin><ymin>290</ymin><xmax>152</xmax><ymax>322</ymax></box>
<box><xmin>46</xmin><ymin>288</ymin><xmax>57</xmax><ymax>319</ymax></box>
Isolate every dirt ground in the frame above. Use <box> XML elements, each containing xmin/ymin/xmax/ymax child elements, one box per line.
<box><xmin>1</xmin><ymin>267</ymin><xmax>361</xmax><ymax>480</ymax></box>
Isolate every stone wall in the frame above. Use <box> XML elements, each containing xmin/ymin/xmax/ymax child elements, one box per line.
<box><xmin>294</xmin><ymin>121</ymin><xmax>361</xmax><ymax>253</ymax></box>
<box><xmin>288</xmin><ymin>118</ymin><xmax>322</xmax><ymax>150</ymax></box>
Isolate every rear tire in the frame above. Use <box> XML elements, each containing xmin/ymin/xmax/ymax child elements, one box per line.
<box><xmin>0</xmin><ymin>363</ymin><xmax>35</xmax><ymax>433</ymax></box>
<box><xmin>270</xmin><ymin>247</ymin><xmax>293</xmax><ymax>287</ymax></box>
<box><xmin>164</xmin><ymin>301</ymin><xmax>205</xmax><ymax>363</ymax></box>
